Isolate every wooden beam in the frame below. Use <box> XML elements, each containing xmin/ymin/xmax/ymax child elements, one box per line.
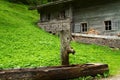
<box><xmin>0</xmin><ymin>64</ymin><xmax>109</xmax><ymax>80</ymax></box>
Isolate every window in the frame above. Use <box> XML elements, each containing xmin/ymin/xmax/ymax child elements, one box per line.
<box><xmin>46</xmin><ymin>13</ymin><xmax>51</xmax><ymax>21</ymax></box>
<box><xmin>40</xmin><ymin>13</ymin><xmax>51</xmax><ymax>22</ymax></box>
<box><xmin>104</xmin><ymin>21</ymin><xmax>112</xmax><ymax>30</ymax></box>
<box><xmin>81</xmin><ymin>23</ymin><xmax>88</xmax><ymax>32</ymax></box>
<box><xmin>58</xmin><ymin>10</ymin><xmax>66</xmax><ymax>19</ymax></box>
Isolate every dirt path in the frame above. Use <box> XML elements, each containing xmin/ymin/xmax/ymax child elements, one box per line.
<box><xmin>100</xmin><ymin>75</ymin><xmax>120</xmax><ymax>80</ymax></box>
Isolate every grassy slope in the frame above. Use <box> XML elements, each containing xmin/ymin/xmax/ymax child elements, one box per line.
<box><xmin>0</xmin><ymin>0</ymin><xmax>120</xmax><ymax>76</ymax></box>
<box><xmin>0</xmin><ymin>0</ymin><xmax>60</xmax><ymax>68</ymax></box>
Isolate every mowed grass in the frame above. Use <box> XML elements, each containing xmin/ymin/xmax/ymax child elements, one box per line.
<box><xmin>0</xmin><ymin>0</ymin><xmax>120</xmax><ymax>77</ymax></box>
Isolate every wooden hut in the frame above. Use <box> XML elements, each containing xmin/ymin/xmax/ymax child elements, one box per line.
<box><xmin>32</xmin><ymin>0</ymin><xmax>120</xmax><ymax>36</ymax></box>
<box><xmin>30</xmin><ymin>0</ymin><xmax>120</xmax><ymax>48</ymax></box>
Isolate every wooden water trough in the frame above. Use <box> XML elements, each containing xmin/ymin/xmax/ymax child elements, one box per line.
<box><xmin>0</xmin><ymin>63</ymin><xmax>109</xmax><ymax>80</ymax></box>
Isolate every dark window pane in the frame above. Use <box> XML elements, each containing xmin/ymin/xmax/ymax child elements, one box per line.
<box><xmin>109</xmin><ymin>21</ymin><xmax>111</xmax><ymax>25</ymax></box>
<box><xmin>81</xmin><ymin>23</ymin><xmax>87</xmax><ymax>32</ymax></box>
<box><xmin>47</xmin><ymin>14</ymin><xmax>51</xmax><ymax>20</ymax></box>
<box><xmin>85</xmin><ymin>26</ymin><xmax>87</xmax><ymax>31</ymax></box>
<box><xmin>109</xmin><ymin>25</ymin><xmax>112</xmax><ymax>30</ymax></box>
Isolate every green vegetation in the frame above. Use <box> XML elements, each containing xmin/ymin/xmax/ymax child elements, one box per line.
<box><xmin>6</xmin><ymin>0</ymin><xmax>49</xmax><ymax>5</ymax></box>
<box><xmin>0</xmin><ymin>0</ymin><xmax>120</xmax><ymax>79</ymax></box>
<box><xmin>0</xmin><ymin>0</ymin><xmax>60</xmax><ymax>68</ymax></box>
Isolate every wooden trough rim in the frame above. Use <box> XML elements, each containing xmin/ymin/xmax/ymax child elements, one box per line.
<box><xmin>0</xmin><ymin>63</ymin><xmax>108</xmax><ymax>73</ymax></box>
<box><xmin>0</xmin><ymin>63</ymin><xmax>109</xmax><ymax>80</ymax></box>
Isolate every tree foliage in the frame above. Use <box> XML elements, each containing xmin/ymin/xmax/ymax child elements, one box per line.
<box><xmin>6</xmin><ymin>0</ymin><xmax>48</xmax><ymax>5</ymax></box>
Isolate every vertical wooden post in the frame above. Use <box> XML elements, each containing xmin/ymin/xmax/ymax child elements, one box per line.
<box><xmin>60</xmin><ymin>30</ymin><xmax>75</xmax><ymax>65</ymax></box>
<box><xmin>59</xmin><ymin>5</ymin><xmax>75</xmax><ymax>65</ymax></box>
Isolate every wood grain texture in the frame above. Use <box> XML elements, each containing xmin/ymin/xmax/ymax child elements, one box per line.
<box><xmin>0</xmin><ymin>64</ymin><xmax>109</xmax><ymax>80</ymax></box>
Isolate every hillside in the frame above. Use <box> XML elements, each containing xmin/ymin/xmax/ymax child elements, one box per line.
<box><xmin>0</xmin><ymin>0</ymin><xmax>120</xmax><ymax>77</ymax></box>
<box><xmin>0</xmin><ymin>0</ymin><xmax>60</xmax><ymax>68</ymax></box>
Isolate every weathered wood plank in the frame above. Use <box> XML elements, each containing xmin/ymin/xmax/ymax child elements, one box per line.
<box><xmin>0</xmin><ymin>63</ymin><xmax>109</xmax><ymax>80</ymax></box>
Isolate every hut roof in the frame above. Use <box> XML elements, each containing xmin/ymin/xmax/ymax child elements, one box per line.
<box><xmin>29</xmin><ymin>0</ymin><xmax>116</xmax><ymax>10</ymax></box>
<box><xmin>29</xmin><ymin>0</ymin><xmax>73</xmax><ymax>10</ymax></box>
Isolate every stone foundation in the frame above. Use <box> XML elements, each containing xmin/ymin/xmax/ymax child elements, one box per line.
<box><xmin>72</xmin><ymin>33</ymin><xmax>120</xmax><ymax>48</ymax></box>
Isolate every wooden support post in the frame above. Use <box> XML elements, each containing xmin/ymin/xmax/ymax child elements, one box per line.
<box><xmin>60</xmin><ymin>30</ymin><xmax>75</xmax><ymax>65</ymax></box>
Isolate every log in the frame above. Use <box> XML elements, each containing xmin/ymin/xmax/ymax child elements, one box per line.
<box><xmin>0</xmin><ymin>63</ymin><xmax>109</xmax><ymax>80</ymax></box>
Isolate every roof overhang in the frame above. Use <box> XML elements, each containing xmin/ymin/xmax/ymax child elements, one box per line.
<box><xmin>29</xmin><ymin>0</ymin><xmax>118</xmax><ymax>11</ymax></box>
<box><xmin>29</xmin><ymin>0</ymin><xmax>73</xmax><ymax>10</ymax></box>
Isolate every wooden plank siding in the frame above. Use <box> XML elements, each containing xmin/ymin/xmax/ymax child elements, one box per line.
<box><xmin>73</xmin><ymin>0</ymin><xmax>120</xmax><ymax>36</ymax></box>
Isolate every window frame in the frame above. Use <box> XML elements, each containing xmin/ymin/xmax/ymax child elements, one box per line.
<box><xmin>80</xmin><ymin>22</ymin><xmax>88</xmax><ymax>32</ymax></box>
<box><xmin>104</xmin><ymin>20</ymin><xmax>112</xmax><ymax>31</ymax></box>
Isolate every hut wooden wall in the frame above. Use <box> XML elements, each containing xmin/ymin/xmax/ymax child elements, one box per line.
<box><xmin>73</xmin><ymin>0</ymin><xmax>120</xmax><ymax>36</ymax></box>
